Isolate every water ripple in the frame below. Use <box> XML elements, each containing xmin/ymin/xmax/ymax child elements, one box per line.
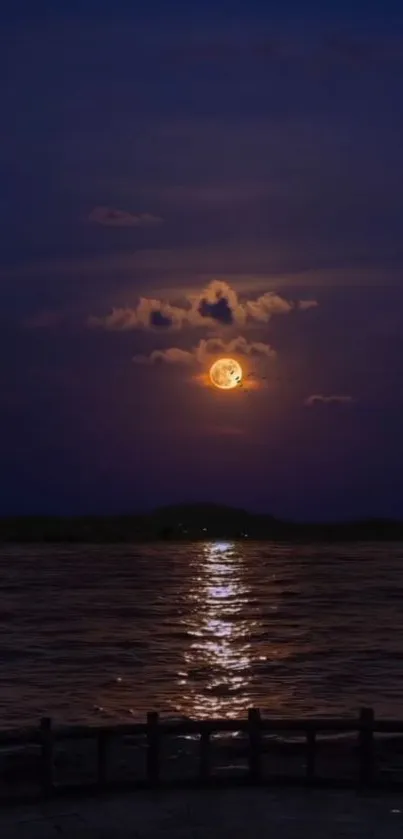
<box><xmin>0</xmin><ymin>541</ymin><xmax>402</xmax><ymax>726</ymax></box>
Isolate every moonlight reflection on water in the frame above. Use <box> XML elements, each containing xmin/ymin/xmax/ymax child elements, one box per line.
<box><xmin>1</xmin><ymin>542</ymin><xmax>403</xmax><ymax>727</ymax></box>
<box><xmin>177</xmin><ymin>542</ymin><xmax>258</xmax><ymax>719</ymax></box>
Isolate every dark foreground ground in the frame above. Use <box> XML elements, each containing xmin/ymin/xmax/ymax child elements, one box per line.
<box><xmin>1</xmin><ymin>789</ymin><xmax>403</xmax><ymax>838</ymax></box>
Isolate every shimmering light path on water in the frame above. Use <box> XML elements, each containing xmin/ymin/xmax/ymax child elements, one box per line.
<box><xmin>0</xmin><ymin>542</ymin><xmax>403</xmax><ymax>727</ymax></box>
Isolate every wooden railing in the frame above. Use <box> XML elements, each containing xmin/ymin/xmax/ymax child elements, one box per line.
<box><xmin>1</xmin><ymin>707</ymin><xmax>403</xmax><ymax>800</ymax></box>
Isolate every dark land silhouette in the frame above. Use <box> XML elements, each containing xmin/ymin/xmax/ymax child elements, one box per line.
<box><xmin>0</xmin><ymin>504</ymin><xmax>402</xmax><ymax>543</ymax></box>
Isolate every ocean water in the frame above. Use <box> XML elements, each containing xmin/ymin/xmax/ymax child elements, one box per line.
<box><xmin>0</xmin><ymin>541</ymin><xmax>402</xmax><ymax>729</ymax></box>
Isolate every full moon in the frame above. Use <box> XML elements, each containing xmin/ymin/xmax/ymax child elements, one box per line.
<box><xmin>209</xmin><ymin>358</ymin><xmax>243</xmax><ymax>390</ymax></box>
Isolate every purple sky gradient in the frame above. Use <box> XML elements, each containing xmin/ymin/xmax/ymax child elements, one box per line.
<box><xmin>1</xmin><ymin>1</ymin><xmax>403</xmax><ymax>518</ymax></box>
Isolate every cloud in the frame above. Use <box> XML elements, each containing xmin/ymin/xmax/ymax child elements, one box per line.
<box><xmin>149</xmin><ymin>310</ymin><xmax>173</xmax><ymax>328</ymax></box>
<box><xmin>196</xmin><ymin>280</ymin><xmax>243</xmax><ymax>325</ymax></box>
<box><xmin>244</xmin><ymin>291</ymin><xmax>293</xmax><ymax>321</ymax></box>
<box><xmin>196</xmin><ymin>337</ymin><xmax>276</xmax><ymax>362</ymax></box>
<box><xmin>198</xmin><ymin>294</ymin><xmax>234</xmax><ymax>325</ymax></box>
<box><xmin>90</xmin><ymin>280</ymin><xmax>315</xmax><ymax>331</ymax></box>
<box><xmin>133</xmin><ymin>336</ymin><xmax>276</xmax><ymax>366</ymax></box>
<box><xmin>299</xmin><ymin>300</ymin><xmax>319</xmax><ymax>311</ymax></box>
<box><xmin>89</xmin><ymin>298</ymin><xmax>187</xmax><ymax>331</ymax></box>
<box><xmin>305</xmin><ymin>394</ymin><xmax>354</xmax><ymax>406</ymax></box>
<box><xmin>89</xmin><ymin>206</ymin><xmax>163</xmax><ymax>228</ymax></box>
<box><xmin>135</xmin><ymin>347</ymin><xmax>195</xmax><ymax>365</ymax></box>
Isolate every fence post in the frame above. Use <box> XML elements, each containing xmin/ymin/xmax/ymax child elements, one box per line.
<box><xmin>306</xmin><ymin>729</ymin><xmax>316</xmax><ymax>781</ymax></box>
<box><xmin>40</xmin><ymin>717</ymin><xmax>54</xmax><ymax>796</ymax></box>
<box><xmin>358</xmin><ymin>707</ymin><xmax>374</xmax><ymax>787</ymax></box>
<box><xmin>199</xmin><ymin>727</ymin><xmax>211</xmax><ymax>782</ymax></box>
<box><xmin>248</xmin><ymin>708</ymin><xmax>262</xmax><ymax>782</ymax></box>
<box><xmin>97</xmin><ymin>729</ymin><xmax>108</xmax><ymax>789</ymax></box>
<box><xmin>147</xmin><ymin>712</ymin><xmax>160</xmax><ymax>785</ymax></box>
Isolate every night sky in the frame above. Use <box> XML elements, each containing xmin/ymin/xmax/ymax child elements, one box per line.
<box><xmin>2</xmin><ymin>1</ymin><xmax>403</xmax><ymax>519</ymax></box>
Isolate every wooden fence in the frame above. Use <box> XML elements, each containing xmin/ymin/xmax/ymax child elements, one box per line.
<box><xmin>1</xmin><ymin>707</ymin><xmax>403</xmax><ymax>800</ymax></box>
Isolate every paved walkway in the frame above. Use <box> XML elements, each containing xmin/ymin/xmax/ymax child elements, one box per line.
<box><xmin>1</xmin><ymin>789</ymin><xmax>403</xmax><ymax>838</ymax></box>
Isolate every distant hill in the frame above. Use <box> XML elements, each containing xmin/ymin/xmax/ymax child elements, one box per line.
<box><xmin>0</xmin><ymin>504</ymin><xmax>403</xmax><ymax>543</ymax></box>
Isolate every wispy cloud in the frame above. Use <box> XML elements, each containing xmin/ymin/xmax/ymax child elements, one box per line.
<box><xmin>244</xmin><ymin>291</ymin><xmax>293</xmax><ymax>321</ymax></box>
<box><xmin>90</xmin><ymin>280</ymin><xmax>314</xmax><ymax>331</ymax></box>
<box><xmin>137</xmin><ymin>347</ymin><xmax>195</xmax><ymax>365</ymax></box>
<box><xmin>89</xmin><ymin>298</ymin><xmax>187</xmax><ymax>331</ymax></box>
<box><xmin>299</xmin><ymin>300</ymin><xmax>319</xmax><ymax>311</ymax></box>
<box><xmin>133</xmin><ymin>336</ymin><xmax>276</xmax><ymax>366</ymax></box>
<box><xmin>88</xmin><ymin>206</ymin><xmax>163</xmax><ymax>228</ymax></box>
<box><xmin>305</xmin><ymin>394</ymin><xmax>354</xmax><ymax>406</ymax></box>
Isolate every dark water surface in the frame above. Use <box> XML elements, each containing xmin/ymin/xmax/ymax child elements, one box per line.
<box><xmin>0</xmin><ymin>542</ymin><xmax>402</xmax><ymax>728</ymax></box>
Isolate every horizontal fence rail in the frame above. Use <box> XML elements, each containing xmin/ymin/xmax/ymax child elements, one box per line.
<box><xmin>1</xmin><ymin>707</ymin><xmax>403</xmax><ymax>802</ymax></box>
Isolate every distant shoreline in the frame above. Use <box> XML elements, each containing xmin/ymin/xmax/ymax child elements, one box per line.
<box><xmin>1</xmin><ymin>536</ymin><xmax>403</xmax><ymax>545</ymax></box>
<box><xmin>1</xmin><ymin>504</ymin><xmax>403</xmax><ymax>543</ymax></box>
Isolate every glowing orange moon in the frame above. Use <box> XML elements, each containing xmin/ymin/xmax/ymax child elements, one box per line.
<box><xmin>209</xmin><ymin>358</ymin><xmax>243</xmax><ymax>390</ymax></box>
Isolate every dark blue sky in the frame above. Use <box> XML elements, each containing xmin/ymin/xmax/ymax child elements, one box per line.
<box><xmin>1</xmin><ymin>1</ymin><xmax>403</xmax><ymax>518</ymax></box>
